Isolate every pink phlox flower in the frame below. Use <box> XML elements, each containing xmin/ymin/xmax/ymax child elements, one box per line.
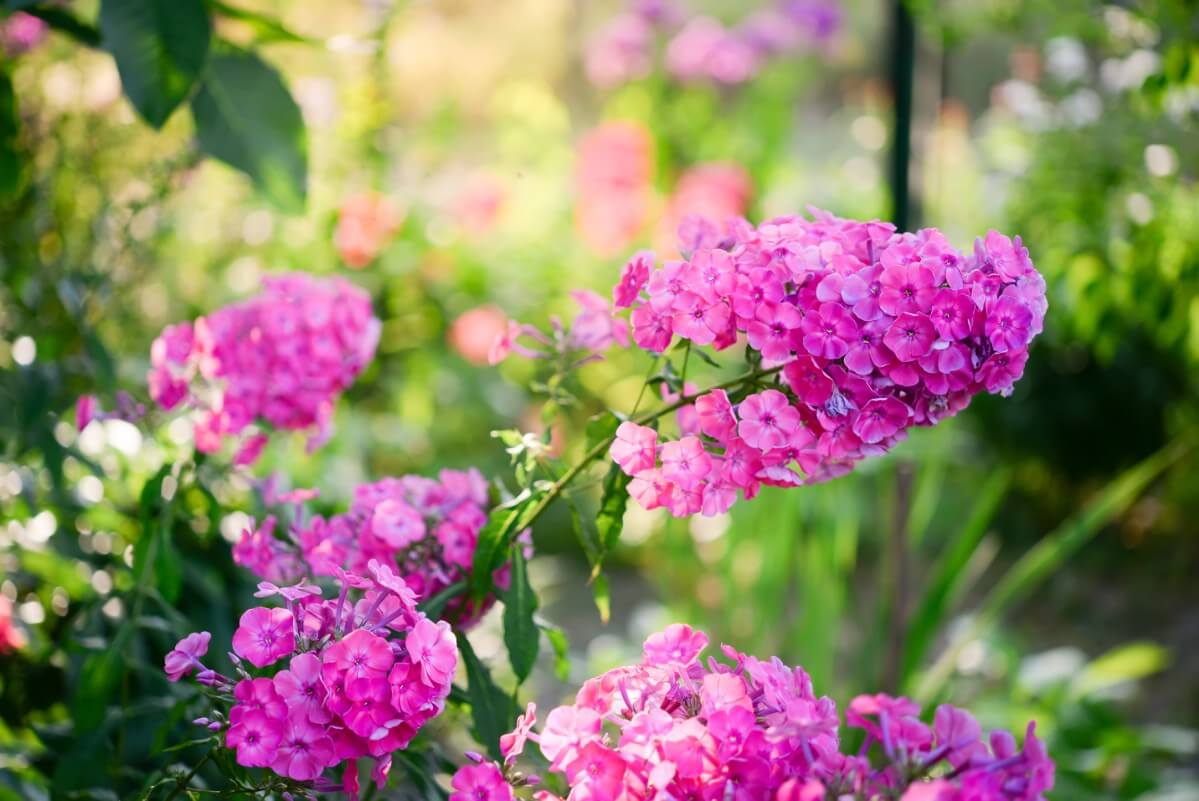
<box><xmin>274</xmin><ymin>652</ymin><xmax>332</xmax><ymax>724</ymax></box>
<box><xmin>226</xmin><ymin>709</ymin><xmax>285</xmax><ymax>768</ymax></box>
<box><xmin>231</xmin><ymin>607</ymin><xmax>296</xmax><ymax>668</ymax></box>
<box><xmin>695</xmin><ymin>389</ymin><xmax>737</xmax><ymax>441</ymax></box>
<box><xmin>643</xmin><ymin>623</ymin><xmax>709</xmax><ymax>665</ymax></box>
<box><xmin>500</xmin><ymin>702</ymin><xmax>538</xmax><ymax>764</ymax></box>
<box><xmin>164</xmin><ymin>631</ymin><xmax>211</xmax><ymax>682</ymax></box>
<box><xmin>450</xmin><ymin>760</ymin><xmax>514</xmax><ymax>801</ymax></box>
<box><xmin>324</xmin><ymin>628</ymin><xmax>394</xmax><ymax>680</ymax></box>
<box><xmin>539</xmin><ymin>705</ymin><xmax>604</xmax><ymax>769</ymax></box>
<box><xmin>610</xmin><ymin>422</ymin><xmax>659</xmax><ymax>476</ymax></box>
<box><xmin>272</xmin><ymin>714</ymin><xmax>336</xmax><ymax>780</ymax></box>
<box><xmin>405</xmin><ymin>617</ymin><xmax>458</xmax><ymax>687</ymax></box>
<box><xmin>737</xmin><ymin>390</ymin><xmax>801</xmax><ymax>451</ymax></box>
<box><xmin>660</xmin><ymin>436</ymin><xmax>713</xmax><ymax>489</ymax></box>
<box><xmin>369</xmin><ymin>498</ymin><xmax>427</xmax><ymax>549</ymax></box>
<box><xmin>614</xmin><ymin>251</ymin><xmax>654</xmax><ymax>308</ymax></box>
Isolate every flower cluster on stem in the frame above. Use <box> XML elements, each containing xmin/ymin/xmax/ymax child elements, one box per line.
<box><xmin>147</xmin><ymin>273</ymin><xmax>380</xmax><ymax>463</ymax></box>
<box><xmin>607</xmin><ymin>210</ymin><xmax>1047</xmax><ymax>516</ymax></box>
<box><xmin>233</xmin><ymin>469</ymin><xmax>522</xmax><ymax>628</ymax></box>
<box><xmin>451</xmin><ymin>624</ymin><xmax>1054</xmax><ymax>801</ymax></box>
<box><xmin>164</xmin><ymin>565</ymin><xmax>457</xmax><ymax>794</ymax></box>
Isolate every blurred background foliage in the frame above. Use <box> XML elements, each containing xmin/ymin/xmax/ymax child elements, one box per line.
<box><xmin>0</xmin><ymin>0</ymin><xmax>1196</xmax><ymax>799</ymax></box>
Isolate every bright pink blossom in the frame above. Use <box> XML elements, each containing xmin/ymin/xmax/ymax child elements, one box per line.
<box><xmin>457</xmin><ymin>625</ymin><xmax>1053</xmax><ymax>801</ymax></box>
<box><xmin>737</xmin><ymin>390</ymin><xmax>800</xmax><ymax>451</ymax></box>
<box><xmin>147</xmin><ymin>274</ymin><xmax>379</xmax><ymax>457</ymax></box>
<box><xmin>232</xmin><ymin>607</ymin><xmax>295</xmax><ymax>668</ymax></box>
<box><xmin>164</xmin><ymin>631</ymin><xmax>211</xmax><ymax>682</ymax></box>
<box><xmin>610</xmin><ymin>422</ymin><xmax>658</xmax><ymax>475</ymax></box>
<box><xmin>600</xmin><ymin>210</ymin><xmax>1045</xmax><ymax>518</ymax></box>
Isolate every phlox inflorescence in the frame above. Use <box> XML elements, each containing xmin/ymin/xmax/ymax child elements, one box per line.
<box><xmin>450</xmin><ymin>624</ymin><xmax>1054</xmax><ymax>801</ymax></box>
<box><xmin>165</xmin><ymin>564</ymin><xmax>457</xmax><ymax>793</ymax></box>
<box><xmin>232</xmin><ymin>468</ymin><xmax>524</xmax><ymax>629</ymax></box>
<box><xmin>147</xmin><ymin>273</ymin><xmax>380</xmax><ymax>464</ymax></box>
<box><xmin>607</xmin><ymin>209</ymin><xmax>1047</xmax><ymax>517</ymax></box>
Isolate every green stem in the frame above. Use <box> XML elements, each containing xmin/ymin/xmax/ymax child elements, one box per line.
<box><xmin>517</xmin><ymin>363</ymin><xmax>784</xmax><ymax>535</ymax></box>
<box><xmin>163</xmin><ymin>751</ymin><xmax>212</xmax><ymax>801</ymax></box>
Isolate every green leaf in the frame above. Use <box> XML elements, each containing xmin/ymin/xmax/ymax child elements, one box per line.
<box><xmin>595</xmin><ymin>463</ymin><xmax>632</xmax><ymax>563</ymax></box>
<box><xmin>469</xmin><ymin>489</ymin><xmax>534</xmax><ymax>601</ymax></box>
<box><xmin>914</xmin><ymin>441</ymin><xmax>1189</xmax><ymax>702</ymax></box>
<box><xmin>502</xmin><ymin>547</ymin><xmax>539</xmax><ymax>684</ymax></box>
<box><xmin>99</xmin><ymin>0</ymin><xmax>211</xmax><ymax>128</ymax></box>
<box><xmin>1072</xmin><ymin>642</ymin><xmax>1170</xmax><ymax>699</ymax></box>
<box><xmin>566</xmin><ymin>493</ymin><xmax>600</xmax><ymax>567</ymax></box>
<box><xmin>208</xmin><ymin>1</ymin><xmax>313</xmax><ymax>44</ymax></box>
<box><xmin>592</xmin><ymin>573</ymin><xmax>611</xmax><ymax>625</ymax></box>
<box><xmin>134</xmin><ymin>465</ymin><xmax>182</xmax><ymax>603</ymax></box>
<box><xmin>901</xmin><ymin>468</ymin><xmax>1010</xmax><ymax>686</ymax></box>
<box><xmin>192</xmin><ymin>48</ymin><xmax>308</xmax><ymax>212</ymax></box>
<box><xmin>584</xmin><ymin>410</ymin><xmax>621</xmax><ymax>453</ymax></box>
<box><xmin>539</xmin><ymin>621</ymin><xmax>571</xmax><ymax>681</ymax></box>
<box><xmin>72</xmin><ymin>635</ymin><xmax>128</xmax><ymax>731</ymax></box>
<box><xmin>457</xmin><ymin>633</ymin><xmax>514</xmax><ymax>761</ymax></box>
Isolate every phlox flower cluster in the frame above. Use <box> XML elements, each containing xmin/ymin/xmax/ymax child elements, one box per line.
<box><xmin>233</xmin><ymin>469</ymin><xmax>515</xmax><ymax>628</ymax></box>
<box><xmin>450</xmin><ymin>624</ymin><xmax>1054</xmax><ymax>801</ymax></box>
<box><xmin>147</xmin><ymin>274</ymin><xmax>380</xmax><ymax>463</ymax></box>
<box><xmin>609</xmin><ymin>210</ymin><xmax>1047</xmax><ymax>517</ymax></box>
<box><xmin>164</xmin><ymin>566</ymin><xmax>457</xmax><ymax>793</ymax></box>
<box><xmin>489</xmin><ymin>290</ymin><xmax>629</xmax><ymax>368</ymax></box>
<box><xmin>586</xmin><ymin>0</ymin><xmax>843</xmax><ymax>89</ymax></box>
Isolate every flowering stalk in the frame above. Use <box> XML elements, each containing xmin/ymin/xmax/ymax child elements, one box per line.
<box><xmin>516</xmin><ymin>363</ymin><xmax>784</xmax><ymax>535</ymax></box>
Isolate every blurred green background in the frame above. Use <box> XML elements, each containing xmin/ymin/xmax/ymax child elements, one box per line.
<box><xmin>1</xmin><ymin>1</ymin><xmax>1197</xmax><ymax>799</ymax></box>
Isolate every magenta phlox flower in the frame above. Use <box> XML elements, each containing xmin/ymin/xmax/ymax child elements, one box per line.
<box><xmin>454</xmin><ymin>625</ymin><xmax>1054</xmax><ymax>801</ymax></box>
<box><xmin>604</xmin><ymin>210</ymin><xmax>1045</xmax><ymax>517</ymax></box>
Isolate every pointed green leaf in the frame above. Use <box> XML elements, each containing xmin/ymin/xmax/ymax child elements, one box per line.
<box><xmin>596</xmin><ymin>463</ymin><xmax>632</xmax><ymax>558</ymax></box>
<box><xmin>901</xmin><ymin>468</ymin><xmax>1009</xmax><ymax>685</ymax></box>
<box><xmin>192</xmin><ymin>49</ymin><xmax>308</xmax><ymax>212</ymax></box>
<box><xmin>457</xmin><ymin>633</ymin><xmax>514</xmax><ymax>761</ymax></box>
<box><xmin>584</xmin><ymin>410</ymin><xmax>621</xmax><ymax>453</ymax></box>
<box><xmin>502</xmin><ymin>547</ymin><xmax>539</xmax><ymax>683</ymax></box>
<box><xmin>470</xmin><ymin>489</ymin><xmax>536</xmax><ymax>600</ymax></box>
<box><xmin>592</xmin><ymin>573</ymin><xmax>611</xmax><ymax>624</ymax></box>
<box><xmin>99</xmin><ymin>0</ymin><xmax>211</xmax><ymax>128</ymax></box>
<box><xmin>539</xmin><ymin>621</ymin><xmax>571</xmax><ymax>681</ymax></box>
<box><xmin>914</xmin><ymin>441</ymin><xmax>1189</xmax><ymax>702</ymax></box>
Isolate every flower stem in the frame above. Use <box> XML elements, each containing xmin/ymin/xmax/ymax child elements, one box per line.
<box><xmin>516</xmin><ymin>363</ymin><xmax>783</xmax><ymax>535</ymax></box>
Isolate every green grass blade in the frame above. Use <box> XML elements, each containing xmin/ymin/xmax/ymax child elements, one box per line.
<box><xmin>913</xmin><ymin>440</ymin><xmax>1190</xmax><ymax>703</ymax></box>
<box><xmin>900</xmin><ymin>467</ymin><xmax>1010</xmax><ymax>687</ymax></box>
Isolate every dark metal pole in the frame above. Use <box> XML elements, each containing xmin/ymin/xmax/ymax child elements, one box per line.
<box><xmin>889</xmin><ymin>0</ymin><xmax>917</xmax><ymax>232</ymax></box>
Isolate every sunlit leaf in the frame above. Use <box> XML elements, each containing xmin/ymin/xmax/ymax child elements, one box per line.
<box><xmin>99</xmin><ymin>0</ymin><xmax>210</xmax><ymax>128</ymax></box>
<box><xmin>192</xmin><ymin>48</ymin><xmax>307</xmax><ymax>212</ymax></box>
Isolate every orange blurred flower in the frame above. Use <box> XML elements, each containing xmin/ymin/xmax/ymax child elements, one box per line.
<box><xmin>449</xmin><ymin>305</ymin><xmax>510</xmax><ymax>365</ymax></box>
<box><xmin>575</xmin><ymin>121</ymin><xmax>656</xmax><ymax>256</ymax></box>
<box><xmin>335</xmin><ymin>192</ymin><xmax>403</xmax><ymax>269</ymax></box>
